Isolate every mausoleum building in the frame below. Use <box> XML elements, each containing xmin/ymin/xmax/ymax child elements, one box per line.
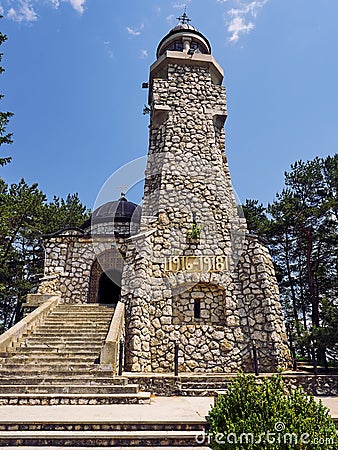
<box><xmin>29</xmin><ymin>18</ymin><xmax>291</xmax><ymax>374</ymax></box>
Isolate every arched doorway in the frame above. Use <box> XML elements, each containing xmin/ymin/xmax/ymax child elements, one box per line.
<box><xmin>88</xmin><ymin>249</ymin><xmax>124</xmax><ymax>304</ymax></box>
<box><xmin>98</xmin><ymin>269</ymin><xmax>121</xmax><ymax>305</ymax></box>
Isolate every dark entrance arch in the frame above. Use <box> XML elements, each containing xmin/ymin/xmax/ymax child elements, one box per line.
<box><xmin>88</xmin><ymin>249</ymin><xmax>124</xmax><ymax>304</ymax></box>
<box><xmin>98</xmin><ymin>269</ymin><xmax>121</xmax><ymax>305</ymax></box>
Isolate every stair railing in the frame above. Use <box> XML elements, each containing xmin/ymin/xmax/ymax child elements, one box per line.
<box><xmin>0</xmin><ymin>295</ymin><xmax>61</xmax><ymax>354</ymax></box>
<box><xmin>100</xmin><ymin>301</ymin><xmax>125</xmax><ymax>375</ymax></box>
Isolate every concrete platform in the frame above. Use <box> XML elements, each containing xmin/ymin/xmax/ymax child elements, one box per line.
<box><xmin>0</xmin><ymin>395</ymin><xmax>336</xmax><ymax>423</ymax></box>
<box><xmin>0</xmin><ymin>396</ymin><xmax>212</xmax><ymax>424</ymax></box>
<box><xmin>0</xmin><ymin>448</ymin><xmax>210</xmax><ymax>450</ymax></box>
<box><xmin>0</xmin><ymin>396</ymin><xmax>336</xmax><ymax>447</ymax></box>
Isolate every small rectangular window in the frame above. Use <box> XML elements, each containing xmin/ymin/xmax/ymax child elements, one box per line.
<box><xmin>194</xmin><ymin>299</ymin><xmax>201</xmax><ymax>319</ymax></box>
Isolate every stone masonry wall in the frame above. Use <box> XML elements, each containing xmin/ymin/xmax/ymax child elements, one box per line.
<box><xmin>121</xmin><ymin>56</ymin><xmax>291</xmax><ymax>373</ymax></box>
<box><xmin>38</xmin><ymin>231</ymin><xmax>126</xmax><ymax>304</ymax></box>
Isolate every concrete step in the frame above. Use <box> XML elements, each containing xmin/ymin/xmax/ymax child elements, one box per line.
<box><xmin>8</xmin><ymin>352</ymin><xmax>101</xmax><ymax>359</ymax></box>
<box><xmin>0</xmin><ymin>447</ymin><xmax>210</xmax><ymax>450</ymax></box>
<box><xmin>48</xmin><ymin>315</ymin><xmax>113</xmax><ymax>318</ymax></box>
<box><xmin>43</xmin><ymin>322</ymin><xmax>110</xmax><ymax>326</ymax></box>
<box><xmin>5</xmin><ymin>356</ymin><xmax>100</xmax><ymax>363</ymax></box>
<box><xmin>20</xmin><ymin>340</ymin><xmax>105</xmax><ymax>347</ymax></box>
<box><xmin>0</xmin><ymin>363</ymin><xmax>101</xmax><ymax>371</ymax></box>
<box><xmin>180</xmin><ymin>382</ymin><xmax>231</xmax><ymax>396</ymax></box>
<box><xmin>46</xmin><ymin>310</ymin><xmax>113</xmax><ymax>314</ymax></box>
<box><xmin>0</xmin><ymin>384</ymin><xmax>140</xmax><ymax>394</ymax></box>
<box><xmin>0</xmin><ymin>392</ymin><xmax>151</xmax><ymax>406</ymax></box>
<box><xmin>32</xmin><ymin>328</ymin><xmax>109</xmax><ymax>333</ymax></box>
<box><xmin>25</xmin><ymin>334</ymin><xmax>106</xmax><ymax>340</ymax></box>
<box><xmin>13</xmin><ymin>346</ymin><xmax>102</xmax><ymax>354</ymax></box>
<box><xmin>0</xmin><ymin>361</ymin><xmax>113</xmax><ymax>377</ymax></box>
<box><xmin>0</xmin><ymin>429</ymin><xmax>200</xmax><ymax>446</ymax></box>
<box><xmin>180</xmin><ymin>388</ymin><xmax>223</xmax><ymax>396</ymax></box>
<box><xmin>8</xmin><ymin>349</ymin><xmax>101</xmax><ymax>356</ymax></box>
<box><xmin>29</xmin><ymin>330</ymin><xmax>108</xmax><ymax>335</ymax></box>
<box><xmin>54</xmin><ymin>304</ymin><xmax>115</xmax><ymax>308</ymax></box>
<box><xmin>38</xmin><ymin>317</ymin><xmax>110</xmax><ymax>321</ymax></box>
<box><xmin>36</xmin><ymin>323</ymin><xmax>110</xmax><ymax>327</ymax></box>
<box><xmin>181</xmin><ymin>382</ymin><xmax>231</xmax><ymax>390</ymax></box>
<box><xmin>0</xmin><ymin>377</ymin><xmax>128</xmax><ymax>386</ymax></box>
<box><xmin>0</xmin><ymin>420</ymin><xmax>204</xmax><ymax>432</ymax></box>
<box><xmin>22</xmin><ymin>337</ymin><xmax>105</xmax><ymax>341</ymax></box>
<box><xmin>49</xmin><ymin>315</ymin><xmax>112</xmax><ymax>318</ymax></box>
<box><xmin>41</xmin><ymin>322</ymin><xmax>111</xmax><ymax>326</ymax></box>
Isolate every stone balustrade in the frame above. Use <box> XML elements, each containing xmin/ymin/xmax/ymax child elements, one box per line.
<box><xmin>0</xmin><ymin>295</ymin><xmax>61</xmax><ymax>354</ymax></box>
<box><xmin>100</xmin><ymin>302</ymin><xmax>125</xmax><ymax>374</ymax></box>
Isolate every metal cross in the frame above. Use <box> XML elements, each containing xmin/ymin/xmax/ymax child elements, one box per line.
<box><xmin>117</xmin><ymin>184</ymin><xmax>129</xmax><ymax>196</ymax></box>
<box><xmin>177</xmin><ymin>7</ymin><xmax>191</xmax><ymax>25</ymax></box>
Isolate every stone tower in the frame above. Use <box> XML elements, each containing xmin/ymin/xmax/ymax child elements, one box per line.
<box><xmin>121</xmin><ymin>18</ymin><xmax>291</xmax><ymax>373</ymax></box>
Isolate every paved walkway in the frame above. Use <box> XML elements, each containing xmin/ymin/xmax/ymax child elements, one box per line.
<box><xmin>0</xmin><ymin>396</ymin><xmax>336</xmax><ymax>423</ymax></box>
<box><xmin>0</xmin><ymin>397</ymin><xmax>213</xmax><ymax>423</ymax></box>
<box><xmin>319</xmin><ymin>396</ymin><xmax>338</xmax><ymax>418</ymax></box>
<box><xmin>0</xmin><ymin>397</ymin><xmax>336</xmax><ymax>450</ymax></box>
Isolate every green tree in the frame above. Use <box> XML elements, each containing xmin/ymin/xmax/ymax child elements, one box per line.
<box><xmin>208</xmin><ymin>373</ymin><xmax>336</xmax><ymax>449</ymax></box>
<box><xmin>0</xmin><ymin>179</ymin><xmax>46</xmax><ymax>330</ymax></box>
<box><xmin>242</xmin><ymin>154</ymin><xmax>338</xmax><ymax>363</ymax></box>
<box><xmin>0</xmin><ymin>18</ymin><xmax>13</xmax><ymax>166</ymax></box>
<box><xmin>242</xmin><ymin>199</ymin><xmax>269</xmax><ymax>236</ymax></box>
<box><xmin>43</xmin><ymin>193</ymin><xmax>89</xmax><ymax>234</ymax></box>
<box><xmin>0</xmin><ymin>179</ymin><xmax>88</xmax><ymax>332</ymax></box>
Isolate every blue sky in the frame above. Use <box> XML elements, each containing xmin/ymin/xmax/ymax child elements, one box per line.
<box><xmin>0</xmin><ymin>0</ymin><xmax>337</xmax><ymax>210</ymax></box>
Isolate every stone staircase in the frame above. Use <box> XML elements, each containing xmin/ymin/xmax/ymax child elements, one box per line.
<box><xmin>0</xmin><ymin>304</ymin><xmax>211</xmax><ymax>447</ymax></box>
<box><xmin>0</xmin><ymin>420</ymin><xmax>209</xmax><ymax>447</ymax></box>
<box><xmin>180</xmin><ymin>375</ymin><xmax>235</xmax><ymax>396</ymax></box>
<box><xmin>0</xmin><ymin>303</ymin><xmax>150</xmax><ymax>405</ymax></box>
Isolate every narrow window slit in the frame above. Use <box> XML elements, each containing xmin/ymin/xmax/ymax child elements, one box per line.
<box><xmin>194</xmin><ymin>299</ymin><xmax>201</xmax><ymax>319</ymax></box>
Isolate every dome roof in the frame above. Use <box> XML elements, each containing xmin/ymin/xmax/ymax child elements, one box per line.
<box><xmin>81</xmin><ymin>194</ymin><xmax>142</xmax><ymax>230</ymax></box>
<box><xmin>156</xmin><ymin>18</ymin><xmax>211</xmax><ymax>59</ymax></box>
<box><xmin>171</xmin><ymin>23</ymin><xmax>199</xmax><ymax>33</ymax></box>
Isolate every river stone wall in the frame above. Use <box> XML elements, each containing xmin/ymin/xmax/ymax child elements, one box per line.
<box><xmin>37</xmin><ymin>228</ymin><xmax>126</xmax><ymax>304</ymax></box>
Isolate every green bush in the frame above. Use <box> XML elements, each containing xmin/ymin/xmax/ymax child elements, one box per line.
<box><xmin>207</xmin><ymin>373</ymin><xmax>336</xmax><ymax>449</ymax></box>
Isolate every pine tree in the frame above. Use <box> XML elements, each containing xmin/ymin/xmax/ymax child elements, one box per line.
<box><xmin>0</xmin><ymin>18</ymin><xmax>13</xmax><ymax>166</ymax></box>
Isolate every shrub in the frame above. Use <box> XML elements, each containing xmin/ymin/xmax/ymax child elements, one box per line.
<box><xmin>207</xmin><ymin>373</ymin><xmax>336</xmax><ymax>449</ymax></box>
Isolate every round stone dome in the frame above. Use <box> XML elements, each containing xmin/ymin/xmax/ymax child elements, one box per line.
<box><xmin>81</xmin><ymin>194</ymin><xmax>142</xmax><ymax>230</ymax></box>
<box><xmin>171</xmin><ymin>23</ymin><xmax>199</xmax><ymax>33</ymax></box>
<box><xmin>156</xmin><ymin>19</ymin><xmax>211</xmax><ymax>59</ymax></box>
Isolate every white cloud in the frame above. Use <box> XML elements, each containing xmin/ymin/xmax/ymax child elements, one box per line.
<box><xmin>127</xmin><ymin>27</ymin><xmax>141</xmax><ymax>36</ymax></box>
<box><xmin>68</xmin><ymin>0</ymin><xmax>85</xmax><ymax>14</ymax></box>
<box><xmin>172</xmin><ymin>0</ymin><xmax>191</xmax><ymax>8</ymax></box>
<box><xmin>126</xmin><ymin>23</ymin><xmax>144</xmax><ymax>36</ymax></box>
<box><xmin>228</xmin><ymin>16</ymin><xmax>254</xmax><ymax>42</ymax></box>
<box><xmin>49</xmin><ymin>0</ymin><xmax>60</xmax><ymax>8</ymax></box>
<box><xmin>166</xmin><ymin>14</ymin><xmax>175</xmax><ymax>26</ymax></box>
<box><xmin>140</xmin><ymin>49</ymin><xmax>148</xmax><ymax>59</ymax></box>
<box><xmin>2</xmin><ymin>0</ymin><xmax>86</xmax><ymax>22</ymax></box>
<box><xmin>217</xmin><ymin>0</ymin><xmax>269</xmax><ymax>43</ymax></box>
<box><xmin>104</xmin><ymin>40</ymin><xmax>114</xmax><ymax>59</ymax></box>
<box><xmin>7</xmin><ymin>1</ymin><xmax>37</xmax><ymax>22</ymax></box>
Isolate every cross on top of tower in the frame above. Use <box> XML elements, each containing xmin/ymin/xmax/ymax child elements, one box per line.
<box><xmin>177</xmin><ymin>7</ymin><xmax>191</xmax><ymax>25</ymax></box>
